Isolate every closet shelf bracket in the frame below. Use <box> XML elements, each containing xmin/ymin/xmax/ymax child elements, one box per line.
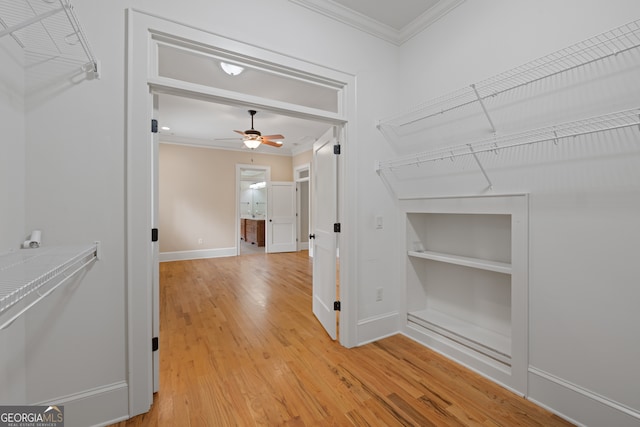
<box><xmin>468</xmin><ymin>144</ymin><xmax>493</xmax><ymax>189</ymax></box>
<box><xmin>470</xmin><ymin>84</ymin><xmax>496</xmax><ymax>133</ymax></box>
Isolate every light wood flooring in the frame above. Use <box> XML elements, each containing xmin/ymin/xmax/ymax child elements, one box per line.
<box><xmin>110</xmin><ymin>251</ymin><xmax>573</xmax><ymax>426</ymax></box>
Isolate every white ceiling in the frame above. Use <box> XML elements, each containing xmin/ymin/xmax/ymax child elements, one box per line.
<box><xmin>158</xmin><ymin>0</ymin><xmax>464</xmax><ymax>156</ymax></box>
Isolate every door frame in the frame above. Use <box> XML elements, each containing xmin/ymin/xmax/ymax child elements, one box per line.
<box><xmin>236</xmin><ymin>164</ymin><xmax>271</xmax><ymax>255</ymax></box>
<box><xmin>294</xmin><ymin>163</ymin><xmax>311</xmax><ymax>253</ymax></box>
<box><xmin>126</xmin><ymin>8</ymin><xmax>357</xmax><ymax>418</ymax></box>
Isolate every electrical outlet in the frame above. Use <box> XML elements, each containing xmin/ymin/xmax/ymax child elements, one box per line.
<box><xmin>376</xmin><ymin>287</ymin><xmax>383</xmax><ymax>302</ymax></box>
<box><xmin>198</xmin><ymin>238</ymin><xmax>203</xmax><ymax>244</ymax></box>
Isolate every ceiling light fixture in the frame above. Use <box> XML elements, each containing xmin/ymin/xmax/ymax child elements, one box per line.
<box><xmin>220</xmin><ymin>62</ymin><xmax>244</xmax><ymax>76</ymax></box>
<box><xmin>243</xmin><ymin>136</ymin><xmax>262</xmax><ymax>149</ymax></box>
<box><xmin>249</xmin><ymin>181</ymin><xmax>266</xmax><ymax>189</ymax></box>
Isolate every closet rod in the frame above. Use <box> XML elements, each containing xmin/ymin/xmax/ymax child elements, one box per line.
<box><xmin>377</xmin><ymin>108</ymin><xmax>640</xmax><ymax>171</ymax></box>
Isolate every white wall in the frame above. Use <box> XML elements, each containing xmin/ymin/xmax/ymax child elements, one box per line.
<box><xmin>0</xmin><ymin>37</ymin><xmax>26</xmax><ymax>250</ymax></box>
<box><xmin>7</xmin><ymin>0</ymin><xmax>400</xmax><ymax>425</ymax></box>
<box><xmin>16</xmin><ymin>0</ymin><xmax>638</xmax><ymax>425</ymax></box>
<box><xmin>0</xmin><ymin>33</ymin><xmax>27</xmax><ymax>405</ymax></box>
<box><xmin>393</xmin><ymin>1</ymin><xmax>640</xmax><ymax>425</ymax></box>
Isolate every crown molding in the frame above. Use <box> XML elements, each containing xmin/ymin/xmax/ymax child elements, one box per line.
<box><xmin>289</xmin><ymin>0</ymin><xmax>466</xmax><ymax>46</ymax></box>
<box><xmin>399</xmin><ymin>0</ymin><xmax>466</xmax><ymax>44</ymax></box>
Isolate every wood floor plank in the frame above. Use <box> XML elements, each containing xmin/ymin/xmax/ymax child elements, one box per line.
<box><xmin>109</xmin><ymin>252</ymin><xmax>573</xmax><ymax>427</ymax></box>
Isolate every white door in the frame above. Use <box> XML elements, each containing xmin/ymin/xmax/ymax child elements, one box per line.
<box><xmin>312</xmin><ymin>128</ymin><xmax>339</xmax><ymax>340</ymax></box>
<box><xmin>266</xmin><ymin>181</ymin><xmax>297</xmax><ymax>253</ymax></box>
<box><xmin>151</xmin><ymin>97</ymin><xmax>160</xmax><ymax>392</ymax></box>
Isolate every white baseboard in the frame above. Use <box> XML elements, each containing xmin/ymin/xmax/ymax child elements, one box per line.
<box><xmin>356</xmin><ymin>311</ymin><xmax>399</xmax><ymax>345</ymax></box>
<box><xmin>528</xmin><ymin>367</ymin><xmax>640</xmax><ymax>427</ymax></box>
<box><xmin>160</xmin><ymin>247</ymin><xmax>236</xmax><ymax>262</ymax></box>
<box><xmin>35</xmin><ymin>381</ymin><xmax>129</xmax><ymax>427</ymax></box>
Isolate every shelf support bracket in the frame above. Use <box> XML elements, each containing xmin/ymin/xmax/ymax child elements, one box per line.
<box><xmin>470</xmin><ymin>84</ymin><xmax>497</xmax><ymax>133</ymax></box>
<box><xmin>468</xmin><ymin>144</ymin><xmax>493</xmax><ymax>189</ymax></box>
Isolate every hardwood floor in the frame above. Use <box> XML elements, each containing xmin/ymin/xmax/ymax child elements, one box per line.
<box><xmin>110</xmin><ymin>251</ymin><xmax>572</xmax><ymax>427</ymax></box>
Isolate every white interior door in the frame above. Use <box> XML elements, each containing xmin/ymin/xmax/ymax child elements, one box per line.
<box><xmin>312</xmin><ymin>128</ymin><xmax>338</xmax><ymax>340</ymax></box>
<box><xmin>151</xmin><ymin>97</ymin><xmax>160</xmax><ymax>393</ymax></box>
<box><xmin>267</xmin><ymin>181</ymin><xmax>297</xmax><ymax>253</ymax></box>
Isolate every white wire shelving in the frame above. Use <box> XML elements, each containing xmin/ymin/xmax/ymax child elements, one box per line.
<box><xmin>376</xmin><ymin>108</ymin><xmax>640</xmax><ymax>173</ymax></box>
<box><xmin>377</xmin><ymin>19</ymin><xmax>640</xmax><ymax>131</ymax></box>
<box><xmin>0</xmin><ymin>0</ymin><xmax>99</xmax><ymax>77</ymax></box>
<box><xmin>0</xmin><ymin>242</ymin><xmax>100</xmax><ymax>331</ymax></box>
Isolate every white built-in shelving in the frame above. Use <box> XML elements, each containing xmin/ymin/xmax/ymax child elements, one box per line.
<box><xmin>0</xmin><ymin>0</ymin><xmax>99</xmax><ymax>76</ymax></box>
<box><xmin>408</xmin><ymin>250</ymin><xmax>512</xmax><ymax>275</ymax></box>
<box><xmin>0</xmin><ymin>243</ymin><xmax>99</xmax><ymax>330</ymax></box>
<box><xmin>402</xmin><ymin>196</ymin><xmax>528</xmax><ymax>394</ymax></box>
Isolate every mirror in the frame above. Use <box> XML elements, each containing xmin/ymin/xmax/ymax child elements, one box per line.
<box><xmin>239</xmin><ymin>169</ymin><xmax>267</xmax><ymax>219</ymax></box>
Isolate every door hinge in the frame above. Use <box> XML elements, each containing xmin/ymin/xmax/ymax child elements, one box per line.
<box><xmin>152</xmin><ymin>337</ymin><xmax>159</xmax><ymax>352</ymax></box>
<box><xmin>309</xmin><ymin>233</ymin><xmax>316</xmax><ymax>239</ymax></box>
<box><xmin>151</xmin><ymin>119</ymin><xmax>158</xmax><ymax>133</ymax></box>
<box><xmin>151</xmin><ymin>228</ymin><xmax>158</xmax><ymax>242</ymax></box>
<box><xmin>334</xmin><ymin>223</ymin><xmax>341</xmax><ymax>233</ymax></box>
<box><xmin>333</xmin><ymin>144</ymin><xmax>341</xmax><ymax>155</ymax></box>
<box><xmin>334</xmin><ymin>301</ymin><xmax>341</xmax><ymax>311</ymax></box>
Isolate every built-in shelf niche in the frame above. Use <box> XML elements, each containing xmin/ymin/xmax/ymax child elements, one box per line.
<box><xmin>402</xmin><ymin>195</ymin><xmax>528</xmax><ymax>394</ymax></box>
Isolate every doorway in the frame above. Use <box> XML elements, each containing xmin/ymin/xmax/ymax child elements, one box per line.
<box><xmin>127</xmin><ymin>10</ymin><xmax>356</xmax><ymax>417</ymax></box>
<box><xmin>238</xmin><ymin>165</ymin><xmax>270</xmax><ymax>255</ymax></box>
<box><xmin>295</xmin><ymin>164</ymin><xmax>311</xmax><ymax>253</ymax></box>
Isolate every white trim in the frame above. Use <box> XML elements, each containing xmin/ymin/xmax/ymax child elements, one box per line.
<box><xmin>288</xmin><ymin>0</ymin><xmax>466</xmax><ymax>46</ymax></box>
<box><xmin>160</xmin><ymin>248</ymin><xmax>237</xmax><ymax>262</ymax></box>
<box><xmin>128</xmin><ymin>11</ymin><xmax>357</xmax><ymax>417</ymax></box>
<box><xmin>528</xmin><ymin>366</ymin><xmax>640</xmax><ymax>423</ymax></box>
<box><xmin>35</xmin><ymin>381</ymin><xmax>129</xmax><ymax>427</ymax></box>
<box><xmin>356</xmin><ymin>311</ymin><xmax>400</xmax><ymax>345</ymax></box>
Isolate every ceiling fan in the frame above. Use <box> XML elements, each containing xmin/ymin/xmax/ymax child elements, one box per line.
<box><xmin>235</xmin><ymin>110</ymin><xmax>284</xmax><ymax>149</ymax></box>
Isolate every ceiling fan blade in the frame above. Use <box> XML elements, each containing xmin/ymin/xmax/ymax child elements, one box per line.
<box><xmin>261</xmin><ymin>139</ymin><xmax>283</xmax><ymax>147</ymax></box>
<box><xmin>260</xmin><ymin>134</ymin><xmax>285</xmax><ymax>140</ymax></box>
<box><xmin>234</xmin><ymin>130</ymin><xmax>247</xmax><ymax>136</ymax></box>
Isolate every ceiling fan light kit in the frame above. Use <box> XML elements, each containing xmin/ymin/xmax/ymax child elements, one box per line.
<box><xmin>235</xmin><ymin>110</ymin><xmax>285</xmax><ymax>149</ymax></box>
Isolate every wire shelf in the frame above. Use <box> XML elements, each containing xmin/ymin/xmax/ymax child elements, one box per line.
<box><xmin>0</xmin><ymin>0</ymin><xmax>98</xmax><ymax>74</ymax></box>
<box><xmin>378</xmin><ymin>19</ymin><xmax>640</xmax><ymax>129</ymax></box>
<box><xmin>0</xmin><ymin>243</ymin><xmax>98</xmax><ymax>327</ymax></box>
<box><xmin>377</xmin><ymin>108</ymin><xmax>640</xmax><ymax>171</ymax></box>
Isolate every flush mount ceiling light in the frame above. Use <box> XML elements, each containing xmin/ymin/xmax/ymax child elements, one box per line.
<box><xmin>220</xmin><ymin>62</ymin><xmax>245</xmax><ymax>76</ymax></box>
